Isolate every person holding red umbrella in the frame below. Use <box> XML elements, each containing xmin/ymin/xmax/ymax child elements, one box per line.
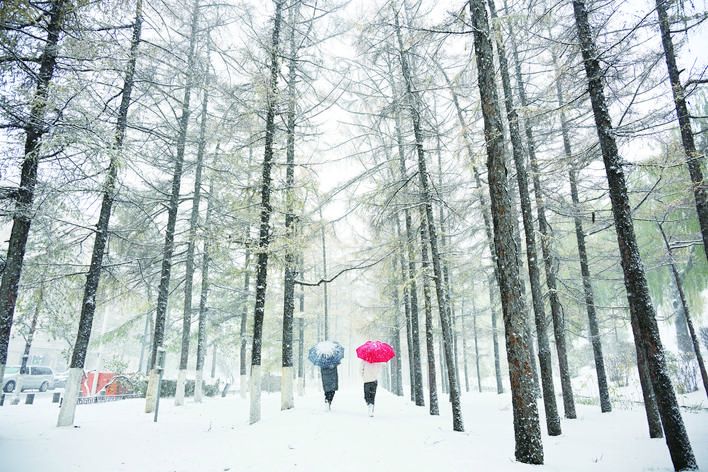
<box><xmin>360</xmin><ymin>360</ymin><xmax>382</xmax><ymax>416</ymax></box>
<box><xmin>356</xmin><ymin>341</ymin><xmax>395</xmax><ymax>417</ymax></box>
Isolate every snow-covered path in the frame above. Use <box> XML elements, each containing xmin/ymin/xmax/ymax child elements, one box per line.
<box><xmin>1</xmin><ymin>384</ymin><xmax>706</xmax><ymax>471</ymax></box>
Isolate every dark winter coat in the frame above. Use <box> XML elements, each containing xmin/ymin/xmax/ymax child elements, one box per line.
<box><xmin>320</xmin><ymin>366</ymin><xmax>338</xmax><ymax>392</ymax></box>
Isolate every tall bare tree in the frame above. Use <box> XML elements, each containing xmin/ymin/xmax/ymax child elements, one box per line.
<box><xmin>0</xmin><ymin>0</ymin><xmax>69</xmax><ymax>388</ymax></box>
<box><xmin>250</xmin><ymin>0</ymin><xmax>285</xmax><ymax>425</ymax></box>
<box><xmin>546</xmin><ymin>39</ymin><xmax>612</xmax><ymax>414</ymax></box>
<box><xmin>655</xmin><ymin>0</ymin><xmax>708</xmax><ymax>264</ymax></box>
<box><xmin>468</xmin><ymin>0</ymin><xmax>543</xmax><ymax>462</ymax></box>
<box><xmin>658</xmin><ymin>223</ymin><xmax>708</xmax><ymax>398</ymax></box>
<box><xmin>145</xmin><ymin>0</ymin><xmax>201</xmax><ymax>414</ymax></box>
<box><xmin>392</xmin><ymin>2</ymin><xmax>461</xmax><ymax>431</ymax></box>
<box><xmin>487</xmin><ymin>0</ymin><xmax>562</xmax><ymax>434</ymax></box>
<box><xmin>176</xmin><ymin>87</ymin><xmax>209</xmax><ymax>406</ymax></box>
<box><xmin>195</xmin><ymin>171</ymin><xmax>214</xmax><ymax>403</ymax></box>
<box><xmin>572</xmin><ymin>0</ymin><xmax>696</xmax><ymax>468</ymax></box>
<box><xmin>57</xmin><ymin>0</ymin><xmax>143</xmax><ymax>427</ymax></box>
<box><xmin>281</xmin><ymin>0</ymin><xmax>301</xmax><ymax>411</ymax></box>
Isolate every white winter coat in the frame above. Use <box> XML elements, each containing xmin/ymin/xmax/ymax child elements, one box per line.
<box><xmin>360</xmin><ymin>360</ymin><xmax>383</xmax><ymax>383</ymax></box>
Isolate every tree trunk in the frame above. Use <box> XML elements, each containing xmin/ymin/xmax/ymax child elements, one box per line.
<box><xmin>489</xmin><ymin>15</ymin><xmax>577</xmax><ymax>419</ymax></box>
<box><xmin>471</xmin><ymin>289</ymin><xmax>483</xmax><ymax>393</ymax></box>
<box><xmin>488</xmin><ymin>0</ymin><xmax>562</xmax><ymax>435</ymax></box>
<box><xmin>390</xmin><ymin>285</ymin><xmax>404</xmax><ymax>397</ymax></box>
<box><xmin>469</xmin><ymin>0</ymin><xmax>543</xmax><ymax>462</ymax></box>
<box><xmin>297</xmin><ymin>304</ymin><xmax>305</xmax><ymax>395</ymax></box>
<box><xmin>389</xmin><ymin>247</ymin><xmax>404</xmax><ymax>397</ymax></box>
<box><xmin>176</xmin><ymin>88</ymin><xmax>209</xmax><ymax>407</ymax></box>
<box><xmin>535</xmin><ymin>177</ymin><xmax>577</xmax><ymax>419</ymax></box>
<box><xmin>211</xmin><ymin>342</ymin><xmax>217</xmax><ymax>378</ymax></box>
<box><xmin>436</xmin><ymin>127</ymin><xmax>463</xmax><ymax>397</ymax></box>
<box><xmin>655</xmin><ymin>0</ymin><xmax>708</xmax><ymax>264</ymax></box>
<box><xmin>545</xmin><ymin>29</ymin><xmax>612</xmax><ymax>413</ymax></box>
<box><xmin>321</xmin><ymin>222</ymin><xmax>329</xmax><ymax>340</ymax></box>
<box><xmin>511</xmin><ymin>193</ymin><xmax>540</xmax><ymax>399</ymax></box>
<box><xmin>419</xmin><ymin>206</ymin><xmax>439</xmax><ymax>415</ymax></box>
<box><xmin>461</xmin><ymin>309</ymin><xmax>470</xmax><ymax>393</ymax></box>
<box><xmin>572</xmin><ymin>1</ymin><xmax>696</xmax><ymax>468</ymax></box>
<box><xmin>488</xmin><ymin>269</ymin><xmax>504</xmax><ymax>394</ymax></box>
<box><xmin>12</xmin><ymin>281</ymin><xmax>43</xmax><ymax>404</ymax></box>
<box><xmin>440</xmin><ymin>68</ymin><xmax>506</xmax><ymax>396</ymax></box>
<box><xmin>631</xmin><ymin>304</ymin><xmax>665</xmax><ymax>438</ymax></box>
<box><xmin>395</xmin><ymin>215</ymin><xmax>416</xmax><ymax>402</ymax></box>
<box><xmin>145</xmin><ymin>0</ymin><xmax>200</xmax><ymax>415</ymax></box>
<box><xmin>240</xmin><ymin>247</ymin><xmax>251</xmax><ymax>399</ymax></box>
<box><xmin>0</xmin><ymin>0</ymin><xmax>67</xmax><ymax>387</ymax></box>
<box><xmin>393</xmin><ymin>107</ymin><xmax>425</xmax><ymax>408</ymax></box>
<box><xmin>240</xmin><ymin>139</ymin><xmax>254</xmax><ymax>399</ymax></box>
<box><xmin>250</xmin><ymin>0</ymin><xmax>285</xmax><ymax>425</ymax></box>
<box><xmin>672</xmin><ymin>246</ymin><xmax>695</xmax><ymax>354</ymax></box>
<box><xmin>281</xmin><ymin>0</ymin><xmax>300</xmax><ymax>410</ymax></box>
<box><xmin>393</xmin><ymin>5</ymin><xmax>461</xmax><ymax>430</ymax></box>
<box><xmin>195</xmin><ymin>173</ymin><xmax>213</xmax><ymax>403</ymax></box>
<box><xmin>570</xmin><ymin>168</ymin><xmax>613</xmax><ymax>412</ymax></box>
<box><xmin>658</xmin><ymin>224</ymin><xmax>708</xmax><ymax>398</ymax></box>
<box><xmin>673</xmin><ymin>287</ymin><xmax>693</xmax><ymax>354</ymax></box>
<box><xmin>58</xmin><ymin>0</ymin><xmax>141</xmax><ymax>427</ymax></box>
<box><xmin>539</xmin><ymin>205</ymin><xmax>576</xmax><ymax>418</ymax></box>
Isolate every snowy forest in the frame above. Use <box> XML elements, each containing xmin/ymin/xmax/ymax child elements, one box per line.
<box><xmin>0</xmin><ymin>0</ymin><xmax>707</xmax><ymax>469</ymax></box>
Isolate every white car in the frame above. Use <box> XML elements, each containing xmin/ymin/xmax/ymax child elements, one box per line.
<box><xmin>2</xmin><ymin>365</ymin><xmax>55</xmax><ymax>393</ymax></box>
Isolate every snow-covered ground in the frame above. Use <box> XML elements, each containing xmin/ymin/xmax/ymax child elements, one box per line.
<box><xmin>1</xmin><ymin>384</ymin><xmax>706</xmax><ymax>471</ymax></box>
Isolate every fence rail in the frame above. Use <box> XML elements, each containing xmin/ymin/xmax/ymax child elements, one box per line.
<box><xmin>75</xmin><ymin>393</ymin><xmax>144</xmax><ymax>405</ymax></box>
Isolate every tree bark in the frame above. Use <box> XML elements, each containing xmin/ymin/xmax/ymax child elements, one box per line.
<box><xmin>176</xmin><ymin>88</ymin><xmax>209</xmax><ymax>407</ymax></box>
<box><xmin>437</xmin><ymin>131</ymin><xmax>462</xmax><ymax>401</ymax></box>
<box><xmin>390</xmin><ymin>250</ymin><xmax>405</xmax><ymax>397</ymax></box>
<box><xmin>655</xmin><ymin>0</ymin><xmax>708</xmax><ymax>264</ymax></box>
<box><xmin>471</xmin><ymin>285</ymin><xmax>483</xmax><ymax>393</ymax></box>
<box><xmin>250</xmin><ymin>0</ymin><xmax>285</xmax><ymax>425</ymax></box>
<box><xmin>395</xmin><ymin>215</ymin><xmax>416</xmax><ymax>402</ymax></box>
<box><xmin>658</xmin><ymin>223</ymin><xmax>708</xmax><ymax>398</ymax></box>
<box><xmin>469</xmin><ymin>0</ymin><xmax>543</xmax><ymax>462</ymax></box>
<box><xmin>145</xmin><ymin>0</ymin><xmax>200</xmax><ymax>415</ymax></box>
<box><xmin>440</xmin><ymin>69</ymin><xmax>505</xmax><ymax>396</ymax></box>
<box><xmin>321</xmin><ymin>221</ymin><xmax>329</xmax><ymax>340</ymax></box>
<box><xmin>393</xmin><ymin>4</ymin><xmax>461</xmax><ymax>430</ymax></box>
<box><xmin>57</xmin><ymin>0</ymin><xmax>141</xmax><ymax>427</ymax></box>
<box><xmin>240</xmin><ymin>140</ymin><xmax>254</xmax><ymax>399</ymax></box>
<box><xmin>195</xmin><ymin>173</ymin><xmax>213</xmax><ymax>403</ymax></box>
<box><xmin>0</xmin><ymin>0</ymin><xmax>68</xmax><ymax>387</ymax></box>
<box><xmin>281</xmin><ymin>0</ymin><xmax>301</xmax><ymax>410</ymax></box>
<box><xmin>488</xmin><ymin>0</ymin><xmax>561</xmax><ymax>435</ymax></box>
<box><xmin>572</xmin><ymin>0</ymin><xmax>696</xmax><ymax>468</ymax></box>
<box><xmin>460</xmin><ymin>309</ymin><xmax>470</xmax><ymax>393</ymax></box>
<box><xmin>240</xmin><ymin>247</ymin><xmax>251</xmax><ymax>399</ymax></box>
<box><xmin>419</xmin><ymin>206</ymin><xmax>439</xmax><ymax>415</ymax></box>
<box><xmin>630</xmin><ymin>303</ymin><xmax>665</xmax><ymax>438</ymax></box>
<box><xmin>548</xmin><ymin>37</ymin><xmax>612</xmax><ymax>412</ymax></box>
<box><xmin>496</xmin><ymin>0</ymin><xmax>574</xmax><ymax>416</ymax></box>
<box><xmin>393</xmin><ymin>86</ymin><xmax>425</xmax><ymax>407</ymax></box>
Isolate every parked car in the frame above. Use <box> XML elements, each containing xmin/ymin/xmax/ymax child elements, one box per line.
<box><xmin>53</xmin><ymin>370</ymin><xmax>69</xmax><ymax>388</ymax></box>
<box><xmin>2</xmin><ymin>365</ymin><xmax>55</xmax><ymax>393</ymax></box>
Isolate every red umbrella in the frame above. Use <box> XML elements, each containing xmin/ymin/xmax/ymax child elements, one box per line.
<box><xmin>356</xmin><ymin>341</ymin><xmax>395</xmax><ymax>363</ymax></box>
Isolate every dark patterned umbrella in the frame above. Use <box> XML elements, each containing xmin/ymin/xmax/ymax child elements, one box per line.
<box><xmin>308</xmin><ymin>341</ymin><xmax>345</xmax><ymax>368</ymax></box>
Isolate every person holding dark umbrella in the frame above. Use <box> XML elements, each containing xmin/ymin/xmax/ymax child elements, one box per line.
<box><xmin>320</xmin><ymin>365</ymin><xmax>338</xmax><ymax>410</ymax></box>
<box><xmin>356</xmin><ymin>341</ymin><xmax>395</xmax><ymax>417</ymax></box>
<box><xmin>308</xmin><ymin>341</ymin><xmax>344</xmax><ymax>410</ymax></box>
